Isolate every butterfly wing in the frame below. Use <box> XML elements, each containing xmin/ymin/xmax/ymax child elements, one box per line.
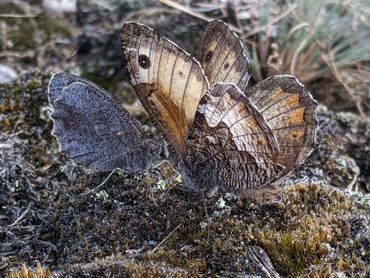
<box><xmin>199</xmin><ymin>20</ymin><xmax>251</xmax><ymax>91</ymax></box>
<box><xmin>48</xmin><ymin>72</ymin><xmax>117</xmax><ymax>106</ymax></box>
<box><xmin>49</xmin><ymin>73</ymin><xmax>159</xmax><ymax>173</ymax></box>
<box><xmin>121</xmin><ymin>22</ymin><xmax>209</xmax><ymax>157</ymax></box>
<box><xmin>48</xmin><ymin>72</ymin><xmax>76</xmax><ymax>104</ymax></box>
<box><xmin>184</xmin><ymin>83</ymin><xmax>284</xmax><ymax>190</ymax></box>
<box><xmin>245</xmin><ymin>75</ymin><xmax>317</xmax><ymax>168</ymax></box>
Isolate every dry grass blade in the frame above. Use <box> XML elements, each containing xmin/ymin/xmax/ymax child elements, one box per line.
<box><xmin>157</xmin><ymin>0</ymin><xmax>241</xmax><ymax>33</ymax></box>
<box><xmin>290</xmin><ymin>36</ymin><xmax>310</xmax><ymax>75</ymax></box>
<box><xmin>322</xmin><ymin>50</ymin><xmax>367</xmax><ymax>118</ymax></box>
<box><xmin>0</xmin><ymin>14</ymin><xmax>37</xmax><ymax>18</ymax></box>
<box><xmin>157</xmin><ymin>0</ymin><xmax>212</xmax><ymax>22</ymax></box>
<box><xmin>243</xmin><ymin>4</ymin><xmax>297</xmax><ymax>38</ymax></box>
<box><xmin>151</xmin><ymin>223</ymin><xmax>182</xmax><ymax>253</ymax></box>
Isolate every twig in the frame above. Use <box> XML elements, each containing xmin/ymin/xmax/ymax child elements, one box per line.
<box><xmin>157</xmin><ymin>0</ymin><xmax>241</xmax><ymax>33</ymax></box>
<box><xmin>9</xmin><ymin>203</ymin><xmax>32</xmax><ymax>228</ymax></box>
<box><xmin>284</xmin><ymin>22</ymin><xmax>310</xmax><ymax>42</ymax></box>
<box><xmin>157</xmin><ymin>0</ymin><xmax>212</xmax><ymax>22</ymax></box>
<box><xmin>151</xmin><ymin>223</ymin><xmax>182</xmax><ymax>253</ymax></box>
<box><xmin>81</xmin><ymin>168</ymin><xmax>120</xmax><ymax>196</ymax></box>
<box><xmin>290</xmin><ymin>36</ymin><xmax>310</xmax><ymax>75</ymax></box>
<box><xmin>243</xmin><ymin>4</ymin><xmax>297</xmax><ymax>38</ymax></box>
<box><xmin>1</xmin><ymin>22</ymin><xmax>6</xmax><ymax>51</ymax></box>
<box><xmin>0</xmin><ymin>14</ymin><xmax>37</xmax><ymax>18</ymax></box>
<box><xmin>321</xmin><ymin>46</ymin><xmax>367</xmax><ymax>118</ymax></box>
<box><xmin>347</xmin><ymin>172</ymin><xmax>359</xmax><ymax>192</ymax></box>
<box><xmin>125</xmin><ymin>246</ymin><xmax>145</xmax><ymax>257</ymax></box>
<box><xmin>0</xmin><ymin>50</ymin><xmax>34</xmax><ymax>58</ymax></box>
<box><xmin>346</xmin><ymin>160</ymin><xmax>360</xmax><ymax>192</ymax></box>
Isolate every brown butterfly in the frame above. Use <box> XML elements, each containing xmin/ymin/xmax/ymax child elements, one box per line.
<box><xmin>121</xmin><ymin>20</ymin><xmax>317</xmax><ymax>191</ymax></box>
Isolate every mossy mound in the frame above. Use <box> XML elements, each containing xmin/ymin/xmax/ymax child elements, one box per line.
<box><xmin>1</xmin><ymin>69</ymin><xmax>369</xmax><ymax>278</ymax></box>
<box><xmin>46</xmin><ymin>178</ymin><xmax>370</xmax><ymax>277</ymax></box>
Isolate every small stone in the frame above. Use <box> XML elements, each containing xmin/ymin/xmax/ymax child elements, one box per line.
<box><xmin>0</xmin><ymin>65</ymin><xmax>18</xmax><ymax>83</ymax></box>
<box><xmin>43</xmin><ymin>0</ymin><xmax>77</xmax><ymax>12</ymax></box>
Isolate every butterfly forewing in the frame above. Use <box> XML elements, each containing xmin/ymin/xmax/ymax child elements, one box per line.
<box><xmin>121</xmin><ymin>22</ymin><xmax>209</xmax><ymax>157</ymax></box>
<box><xmin>245</xmin><ymin>75</ymin><xmax>317</xmax><ymax>168</ymax></box>
<box><xmin>49</xmin><ymin>73</ymin><xmax>159</xmax><ymax>173</ymax></box>
<box><xmin>49</xmin><ymin>72</ymin><xmax>112</xmax><ymax>105</ymax></box>
<box><xmin>184</xmin><ymin>83</ymin><xmax>284</xmax><ymax>190</ymax></box>
<box><xmin>199</xmin><ymin>20</ymin><xmax>251</xmax><ymax>91</ymax></box>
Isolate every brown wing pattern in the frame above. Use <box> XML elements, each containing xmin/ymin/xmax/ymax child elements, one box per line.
<box><xmin>184</xmin><ymin>83</ymin><xmax>284</xmax><ymax>190</ymax></box>
<box><xmin>199</xmin><ymin>20</ymin><xmax>251</xmax><ymax>91</ymax></box>
<box><xmin>121</xmin><ymin>22</ymin><xmax>209</xmax><ymax>157</ymax></box>
<box><xmin>245</xmin><ymin>75</ymin><xmax>317</xmax><ymax>168</ymax></box>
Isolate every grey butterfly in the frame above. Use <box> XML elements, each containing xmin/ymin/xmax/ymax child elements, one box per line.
<box><xmin>48</xmin><ymin>72</ymin><xmax>160</xmax><ymax>173</ymax></box>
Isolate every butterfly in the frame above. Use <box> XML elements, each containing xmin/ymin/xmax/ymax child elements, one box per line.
<box><xmin>48</xmin><ymin>72</ymin><xmax>160</xmax><ymax>173</ymax></box>
<box><xmin>48</xmin><ymin>20</ymin><xmax>317</xmax><ymax>192</ymax></box>
<box><xmin>120</xmin><ymin>20</ymin><xmax>317</xmax><ymax>190</ymax></box>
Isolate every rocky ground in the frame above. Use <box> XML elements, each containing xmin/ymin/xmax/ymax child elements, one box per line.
<box><xmin>1</xmin><ymin>1</ymin><xmax>369</xmax><ymax>277</ymax></box>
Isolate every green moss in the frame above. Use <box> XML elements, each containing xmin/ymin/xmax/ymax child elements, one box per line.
<box><xmin>132</xmin><ymin>183</ymin><xmax>368</xmax><ymax>276</ymax></box>
<box><xmin>244</xmin><ymin>184</ymin><xmax>366</xmax><ymax>276</ymax></box>
<box><xmin>0</xmin><ymin>73</ymin><xmax>57</xmax><ymax>168</ymax></box>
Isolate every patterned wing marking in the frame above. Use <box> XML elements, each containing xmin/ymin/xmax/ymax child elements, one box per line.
<box><xmin>245</xmin><ymin>75</ymin><xmax>317</xmax><ymax>168</ymax></box>
<box><xmin>199</xmin><ymin>20</ymin><xmax>251</xmax><ymax>91</ymax></box>
<box><xmin>184</xmin><ymin>83</ymin><xmax>284</xmax><ymax>190</ymax></box>
<box><xmin>121</xmin><ymin>22</ymin><xmax>209</xmax><ymax>157</ymax></box>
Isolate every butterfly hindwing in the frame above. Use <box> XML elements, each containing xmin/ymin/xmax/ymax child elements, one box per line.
<box><xmin>49</xmin><ymin>73</ymin><xmax>159</xmax><ymax>173</ymax></box>
<box><xmin>184</xmin><ymin>83</ymin><xmax>284</xmax><ymax>190</ymax></box>
<box><xmin>244</xmin><ymin>75</ymin><xmax>317</xmax><ymax>168</ymax></box>
<box><xmin>121</xmin><ymin>22</ymin><xmax>209</xmax><ymax>157</ymax></box>
<box><xmin>199</xmin><ymin>20</ymin><xmax>251</xmax><ymax>91</ymax></box>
